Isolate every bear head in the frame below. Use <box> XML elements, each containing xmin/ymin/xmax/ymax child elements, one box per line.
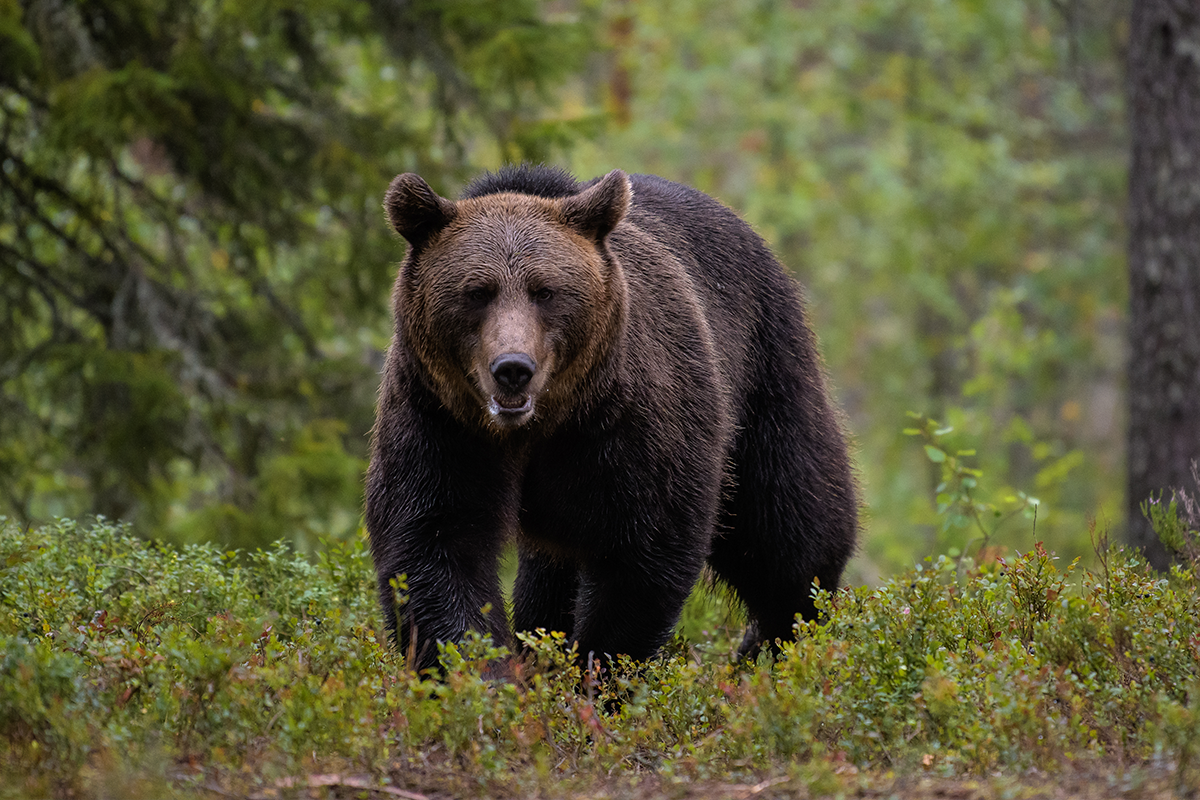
<box><xmin>384</xmin><ymin>169</ymin><xmax>632</xmax><ymax>434</ymax></box>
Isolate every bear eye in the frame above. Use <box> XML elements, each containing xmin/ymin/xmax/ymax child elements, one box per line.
<box><xmin>532</xmin><ymin>287</ymin><xmax>554</xmax><ymax>303</ymax></box>
<box><xmin>465</xmin><ymin>286</ymin><xmax>493</xmax><ymax>304</ymax></box>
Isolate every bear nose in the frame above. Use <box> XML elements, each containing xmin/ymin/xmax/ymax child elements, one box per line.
<box><xmin>490</xmin><ymin>353</ymin><xmax>535</xmax><ymax>392</ymax></box>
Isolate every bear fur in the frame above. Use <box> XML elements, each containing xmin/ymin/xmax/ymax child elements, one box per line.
<box><xmin>366</xmin><ymin>165</ymin><xmax>857</xmax><ymax>673</ymax></box>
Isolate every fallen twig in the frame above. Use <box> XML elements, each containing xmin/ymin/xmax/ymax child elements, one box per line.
<box><xmin>249</xmin><ymin>774</ymin><xmax>429</xmax><ymax>800</ymax></box>
<box><xmin>731</xmin><ymin>776</ymin><xmax>791</xmax><ymax>797</ymax></box>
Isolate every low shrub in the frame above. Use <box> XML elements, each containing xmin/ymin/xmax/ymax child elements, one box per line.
<box><xmin>2</xmin><ymin>515</ymin><xmax>1200</xmax><ymax>797</ymax></box>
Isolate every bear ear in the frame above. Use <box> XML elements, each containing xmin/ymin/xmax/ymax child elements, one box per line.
<box><xmin>384</xmin><ymin>173</ymin><xmax>458</xmax><ymax>246</ymax></box>
<box><xmin>557</xmin><ymin>169</ymin><xmax>631</xmax><ymax>243</ymax></box>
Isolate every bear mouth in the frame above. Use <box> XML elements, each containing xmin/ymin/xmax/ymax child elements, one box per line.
<box><xmin>488</xmin><ymin>393</ymin><xmax>534</xmax><ymax>421</ymax></box>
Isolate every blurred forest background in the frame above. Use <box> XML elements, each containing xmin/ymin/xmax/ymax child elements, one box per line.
<box><xmin>0</xmin><ymin>0</ymin><xmax>1132</xmax><ymax>579</ymax></box>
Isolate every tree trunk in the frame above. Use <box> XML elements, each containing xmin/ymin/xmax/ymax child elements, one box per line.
<box><xmin>1126</xmin><ymin>0</ymin><xmax>1200</xmax><ymax>569</ymax></box>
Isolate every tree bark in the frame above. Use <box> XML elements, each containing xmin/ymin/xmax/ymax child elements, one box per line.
<box><xmin>1126</xmin><ymin>0</ymin><xmax>1200</xmax><ymax>569</ymax></box>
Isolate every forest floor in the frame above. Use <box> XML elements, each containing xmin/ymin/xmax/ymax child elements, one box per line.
<box><xmin>201</xmin><ymin>763</ymin><xmax>1185</xmax><ymax>800</ymax></box>
<box><xmin>6</xmin><ymin>519</ymin><xmax>1200</xmax><ymax>800</ymax></box>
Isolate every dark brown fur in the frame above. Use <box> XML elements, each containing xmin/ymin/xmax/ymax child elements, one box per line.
<box><xmin>367</xmin><ymin>165</ymin><xmax>857</xmax><ymax>672</ymax></box>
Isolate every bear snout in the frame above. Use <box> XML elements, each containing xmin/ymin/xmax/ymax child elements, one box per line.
<box><xmin>489</xmin><ymin>353</ymin><xmax>536</xmax><ymax>393</ymax></box>
<box><xmin>486</xmin><ymin>352</ymin><xmax>538</xmax><ymax>424</ymax></box>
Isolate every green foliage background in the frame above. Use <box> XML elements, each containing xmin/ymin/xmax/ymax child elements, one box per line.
<box><xmin>1</xmin><ymin>3</ymin><xmax>1177</xmax><ymax>795</ymax></box>
<box><xmin>1</xmin><ymin>0</ymin><xmax>1128</xmax><ymax>575</ymax></box>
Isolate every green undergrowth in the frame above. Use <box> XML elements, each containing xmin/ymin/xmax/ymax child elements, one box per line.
<box><xmin>3</xmin><ymin>516</ymin><xmax>1200</xmax><ymax>798</ymax></box>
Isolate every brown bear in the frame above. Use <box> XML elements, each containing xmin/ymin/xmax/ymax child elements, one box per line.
<box><xmin>366</xmin><ymin>165</ymin><xmax>857</xmax><ymax>673</ymax></box>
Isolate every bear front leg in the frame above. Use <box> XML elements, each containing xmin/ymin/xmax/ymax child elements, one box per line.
<box><xmin>366</xmin><ymin>384</ymin><xmax>517</xmax><ymax>674</ymax></box>
<box><xmin>374</xmin><ymin>530</ymin><xmax>509</xmax><ymax>674</ymax></box>
<box><xmin>568</xmin><ymin>562</ymin><xmax>700</xmax><ymax>666</ymax></box>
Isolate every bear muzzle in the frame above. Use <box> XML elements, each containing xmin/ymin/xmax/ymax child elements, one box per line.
<box><xmin>486</xmin><ymin>352</ymin><xmax>537</xmax><ymax>425</ymax></box>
